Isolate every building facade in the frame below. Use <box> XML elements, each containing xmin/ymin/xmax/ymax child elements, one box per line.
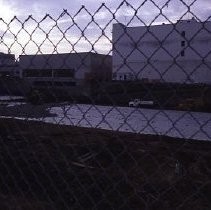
<box><xmin>0</xmin><ymin>52</ymin><xmax>19</xmax><ymax>77</ymax></box>
<box><xmin>112</xmin><ymin>18</ymin><xmax>211</xmax><ymax>84</ymax></box>
<box><xmin>19</xmin><ymin>52</ymin><xmax>112</xmax><ymax>96</ymax></box>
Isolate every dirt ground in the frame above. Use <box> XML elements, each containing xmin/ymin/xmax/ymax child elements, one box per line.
<box><xmin>0</xmin><ymin>118</ymin><xmax>211</xmax><ymax>210</ymax></box>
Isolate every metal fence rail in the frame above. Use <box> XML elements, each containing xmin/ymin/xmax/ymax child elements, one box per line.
<box><xmin>0</xmin><ymin>1</ymin><xmax>211</xmax><ymax>209</ymax></box>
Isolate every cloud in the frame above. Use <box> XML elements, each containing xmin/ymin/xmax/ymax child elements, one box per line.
<box><xmin>0</xmin><ymin>0</ymin><xmax>21</xmax><ymax>20</ymax></box>
<box><xmin>1</xmin><ymin>0</ymin><xmax>210</xmax><ymax>57</ymax></box>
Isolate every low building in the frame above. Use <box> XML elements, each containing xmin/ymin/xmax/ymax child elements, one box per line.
<box><xmin>0</xmin><ymin>52</ymin><xmax>19</xmax><ymax>77</ymax></box>
<box><xmin>19</xmin><ymin>52</ymin><xmax>112</xmax><ymax>97</ymax></box>
<box><xmin>112</xmin><ymin>18</ymin><xmax>211</xmax><ymax>84</ymax></box>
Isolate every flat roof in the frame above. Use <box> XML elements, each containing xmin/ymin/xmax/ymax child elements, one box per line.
<box><xmin>113</xmin><ymin>18</ymin><xmax>211</xmax><ymax>29</ymax></box>
<box><xmin>19</xmin><ymin>52</ymin><xmax>111</xmax><ymax>57</ymax></box>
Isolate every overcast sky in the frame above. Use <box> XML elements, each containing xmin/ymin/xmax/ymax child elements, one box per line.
<box><xmin>0</xmin><ymin>0</ymin><xmax>211</xmax><ymax>57</ymax></box>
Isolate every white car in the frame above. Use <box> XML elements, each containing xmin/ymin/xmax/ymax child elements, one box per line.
<box><xmin>129</xmin><ymin>99</ymin><xmax>154</xmax><ymax>107</ymax></box>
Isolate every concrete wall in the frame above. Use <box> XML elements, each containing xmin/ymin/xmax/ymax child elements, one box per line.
<box><xmin>20</xmin><ymin>52</ymin><xmax>112</xmax><ymax>80</ymax></box>
<box><xmin>19</xmin><ymin>53</ymin><xmax>92</xmax><ymax>80</ymax></box>
<box><xmin>19</xmin><ymin>52</ymin><xmax>112</xmax><ymax>96</ymax></box>
<box><xmin>112</xmin><ymin>18</ymin><xmax>211</xmax><ymax>84</ymax></box>
<box><xmin>0</xmin><ymin>53</ymin><xmax>19</xmax><ymax>77</ymax></box>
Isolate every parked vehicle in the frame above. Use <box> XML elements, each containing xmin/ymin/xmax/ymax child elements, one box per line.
<box><xmin>177</xmin><ymin>98</ymin><xmax>204</xmax><ymax>111</ymax></box>
<box><xmin>129</xmin><ymin>99</ymin><xmax>154</xmax><ymax>107</ymax></box>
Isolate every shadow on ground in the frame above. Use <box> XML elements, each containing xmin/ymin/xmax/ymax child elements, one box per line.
<box><xmin>0</xmin><ymin>118</ymin><xmax>211</xmax><ymax>210</ymax></box>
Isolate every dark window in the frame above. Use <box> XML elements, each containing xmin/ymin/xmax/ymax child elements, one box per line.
<box><xmin>181</xmin><ymin>50</ymin><xmax>185</xmax><ymax>57</ymax></box>
<box><xmin>64</xmin><ymin>82</ymin><xmax>76</xmax><ymax>86</ymax></box>
<box><xmin>181</xmin><ymin>31</ymin><xmax>185</xmax><ymax>37</ymax></box>
<box><xmin>181</xmin><ymin>41</ymin><xmax>185</xmax><ymax>47</ymax></box>
<box><xmin>33</xmin><ymin>81</ymin><xmax>53</xmax><ymax>86</ymax></box>
<box><xmin>23</xmin><ymin>69</ymin><xmax>37</xmax><ymax>77</ymax></box>
<box><xmin>53</xmin><ymin>69</ymin><xmax>74</xmax><ymax>78</ymax></box>
<box><xmin>40</xmin><ymin>69</ymin><xmax>52</xmax><ymax>77</ymax></box>
<box><xmin>24</xmin><ymin>69</ymin><xmax>52</xmax><ymax>77</ymax></box>
<box><xmin>54</xmin><ymin>81</ymin><xmax>76</xmax><ymax>86</ymax></box>
<box><xmin>54</xmin><ymin>82</ymin><xmax>63</xmax><ymax>86</ymax></box>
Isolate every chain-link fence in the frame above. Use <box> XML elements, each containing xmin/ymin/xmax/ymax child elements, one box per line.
<box><xmin>0</xmin><ymin>1</ymin><xmax>211</xmax><ymax>209</ymax></box>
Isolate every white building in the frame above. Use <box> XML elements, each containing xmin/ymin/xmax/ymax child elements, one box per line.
<box><xmin>19</xmin><ymin>52</ymin><xmax>111</xmax><ymax>96</ymax></box>
<box><xmin>112</xmin><ymin>18</ymin><xmax>211</xmax><ymax>84</ymax></box>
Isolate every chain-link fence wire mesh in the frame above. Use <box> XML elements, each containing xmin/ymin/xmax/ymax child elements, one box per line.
<box><xmin>0</xmin><ymin>0</ymin><xmax>211</xmax><ymax>209</ymax></box>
